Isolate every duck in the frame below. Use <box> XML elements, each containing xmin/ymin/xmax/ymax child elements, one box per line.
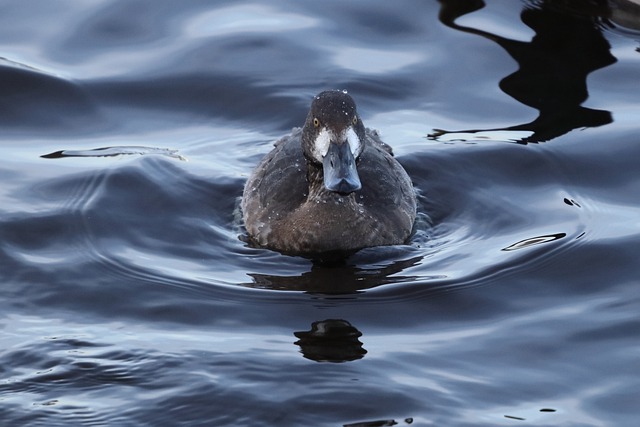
<box><xmin>241</xmin><ymin>90</ymin><xmax>416</xmax><ymax>257</ymax></box>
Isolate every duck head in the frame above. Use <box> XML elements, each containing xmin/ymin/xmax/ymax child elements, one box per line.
<box><xmin>301</xmin><ymin>90</ymin><xmax>366</xmax><ymax>194</ymax></box>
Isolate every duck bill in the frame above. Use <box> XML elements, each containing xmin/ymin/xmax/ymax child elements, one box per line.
<box><xmin>322</xmin><ymin>141</ymin><xmax>362</xmax><ymax>194</ymax></box>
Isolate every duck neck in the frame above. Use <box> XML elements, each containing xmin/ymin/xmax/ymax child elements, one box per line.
<box><xmin>306</xmin><ymin>161</ymin><xmax>324</xmax><ymax>198</ymax></box>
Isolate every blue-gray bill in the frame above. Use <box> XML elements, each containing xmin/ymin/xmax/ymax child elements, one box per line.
<box><xmin>322</xmin><ymin>141</ymin><xmax>362</xmax><ymax>194</ymax></box>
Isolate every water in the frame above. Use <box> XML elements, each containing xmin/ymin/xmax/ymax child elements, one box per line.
<box><xmin>1</xmin><ymin>1</ymin><xmax>639</xmax><ymax>425</ymax></box>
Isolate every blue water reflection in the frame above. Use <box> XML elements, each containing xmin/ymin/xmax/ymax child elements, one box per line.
<box><xmin>433</xmin><ymin>0</ymin><xmax>615</xmax><ymax>143</ymax></box>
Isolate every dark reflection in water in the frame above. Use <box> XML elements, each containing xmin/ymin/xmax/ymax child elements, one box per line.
<box><xmin>433</xmin><ymin>0</ymin><xmax>616</xmax><ymax>143</ymax></box>
<box><xmin>504</xmin><ymin>407</ymin><xmax>557</xmax><ymax>421</ymax></box>
<box><xmin>502</xmin><ymin>232</ymin><xmax>566</xmax><ymax>251</ymax></box>
<box><xmin>294</xmin><ymin>319</ymin><xmax>366</xmax><ymax>363</ymax></box>
<box><xmin>244</xmin><ymin>254</ymin><xmax>426</xmax><ymax>293</ymax></box>
<box><xmin>344</xmin><ymin>418</ymin><xmax>414</xmax><ymax>427</ymax></box>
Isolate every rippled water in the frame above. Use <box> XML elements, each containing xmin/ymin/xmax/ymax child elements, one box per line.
<box><xmin>1</xmin><ymin>1</ymin><xmax>639</xmax><ymax>426</ymax></box>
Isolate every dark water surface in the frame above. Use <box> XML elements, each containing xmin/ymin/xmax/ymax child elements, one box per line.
<box><xmin>1</xmin><ymin>1</ymin><xmax>639</xmax><ymax>426</ymax></box>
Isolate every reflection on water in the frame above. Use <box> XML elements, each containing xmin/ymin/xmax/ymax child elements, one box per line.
<box><xmin>344</xmin><ymin>418</ymin><xmax>414</xmax><ymax>427</ymax></box>
<box><xmin>433</xmin><ymin>0</ymin><xmax>616</xmax><ymax>143</ymax></box>
<box><xmin>502</xmin><ymin>232</ymin><xmax>566</xmax><ymax>251</ymax></box>
<box><xmin>244</xmin><ymin>254</ymin><xmax>426</xmax><ymax>292</ymax></box>
<box><xmin>294</xmin><ymin>319</ymin><xmax>366</xmax><ymax>363</ymax></box>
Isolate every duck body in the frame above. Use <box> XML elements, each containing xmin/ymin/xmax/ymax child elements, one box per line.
<box><xmin>241</xmin><ymin>91</ymin><xmax>416</xmax><ymax>257</ymax></box>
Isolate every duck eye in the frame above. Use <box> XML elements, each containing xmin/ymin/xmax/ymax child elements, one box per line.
<box><xmin>352</xmin><ymin>116</ymin><xmax>358</xmax><ymax>125</ymax></box>
<box><xmin>313</xmin><ymin>118</ymin><xmax>320</xmax><ymax>128</ymax></box>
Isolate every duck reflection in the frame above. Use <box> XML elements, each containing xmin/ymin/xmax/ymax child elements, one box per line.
<box><xmin>434</xmin><ymin>0</ymin><xmax>616</xmax><ymax>143</ymax></box>
<box><xmin>294</xmin><ymin>319</ymin><xmax>367</xmax><ymax>363</ymax></box>
<box><xmin>243</xmin><ymin>253</ymin><xmax>423</xmax><ymax>293</ymax></box>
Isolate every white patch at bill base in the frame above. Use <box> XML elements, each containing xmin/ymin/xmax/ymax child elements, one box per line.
<box><xmin>344</xmin><ymin>127</ymin><xmax>361</xmax><ymax>156</ymax></box>
<box><xmin>313</xmin><ymin>128</ymin><xmax>332</xmax><ymax>161</ymax></box>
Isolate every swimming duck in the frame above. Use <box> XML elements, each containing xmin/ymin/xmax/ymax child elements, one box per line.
<box><xmin>242</xmin><ymin>90</ymin><xmax>416</xmax><ymax>257</ymax></box>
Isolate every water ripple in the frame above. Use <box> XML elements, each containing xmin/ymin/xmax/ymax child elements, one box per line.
<box><xmin>0</xmin><ymin>1</ymin><xmax>639</xmax><ymax>425</ymax></box>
